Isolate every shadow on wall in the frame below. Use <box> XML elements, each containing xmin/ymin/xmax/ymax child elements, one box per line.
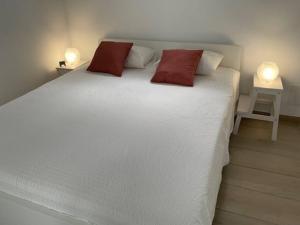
<box><xmin>0</xmin><ymin>0</ymin><xmax>69</xmax><ymax>106</ymax></box>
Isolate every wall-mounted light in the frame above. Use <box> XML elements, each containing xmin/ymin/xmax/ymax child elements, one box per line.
<box><xmin>257</xmin><ymin>62</ymin><xmax>280</xmax><ymax>82</ymax></box>
<box><xmin>65</xmin><ymin>48</ymin><xmax>80</xmax><ymax>66</ymax></box>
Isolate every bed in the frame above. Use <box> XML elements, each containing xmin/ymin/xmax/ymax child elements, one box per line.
<box><xmin>0</xmin><ymin>39</ymin><xmax>241</xmax><ymax>225</ymax></box>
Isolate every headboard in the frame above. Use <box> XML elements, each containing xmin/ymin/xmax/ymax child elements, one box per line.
<box><xmin>102</xmin><ymin>38</ymin><xmax>242</xmax><ymax>71</ymax></box>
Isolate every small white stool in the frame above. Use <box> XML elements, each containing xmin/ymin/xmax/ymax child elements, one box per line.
<box><xmin>233</xmin><ymin>75</ymin><xmax>283</xmax><ymax>141</ymax></box>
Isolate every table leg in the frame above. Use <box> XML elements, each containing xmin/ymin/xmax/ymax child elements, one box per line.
<box><xmin>272</xmin><ymin>94</ymin><xmax>282</xmax><ymax>141</ymax></box>
<box><xmin>233</xmin><ymin>115</ymin><xmax>242</xmax><ymax>135</ymax></box>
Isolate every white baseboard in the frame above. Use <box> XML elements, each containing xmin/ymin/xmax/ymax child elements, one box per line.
<box><xmin>281</xmin><ymin>83</ymin><xmax>300</xmax><ymax>117</ymax></box>
<box><xmin>280</xmin><ymin>104</ymin><xmax>300</xmax><ymax>117</ymax></box>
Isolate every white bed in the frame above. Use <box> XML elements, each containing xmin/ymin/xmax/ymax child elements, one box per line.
<box><xmin>0</xmin><ymin>40</ymin><xmax>241</xmax><ymax>225</ymax></box>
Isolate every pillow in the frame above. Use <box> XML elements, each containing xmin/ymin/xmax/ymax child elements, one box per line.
<box><xmin>196</xmin><ymin>51</ymin><xmax>224</xmax><ymax>75</ymax></box>
<box><xmin>87</xmin><ymin>41</ymin><xmax>133</xmax><ymax>76</ymax></box>
<box><xmin>125</xmin><ymin>45</ymin><xmax>155</xmax><ymax>68</ymax></box>
<box><xmin>151</xmin><ymin>49</ymin><xmax>203</xmax><ymax>87</ymax></box>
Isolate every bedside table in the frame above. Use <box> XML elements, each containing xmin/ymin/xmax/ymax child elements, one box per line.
<box><xmin>233</xmin><ymin>75</ymin><xmax>284</xmax><ymax>141</ymax></box>
<box><xmin>56</xmin><ymin>61</ymin><xmax>88</xmax><ymax>76</ymax></box>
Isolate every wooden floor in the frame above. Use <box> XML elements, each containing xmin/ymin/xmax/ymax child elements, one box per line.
<box><xmin>214</xmin><ymin>117</ymin><xmax>300</xmax><ymax>225</ymax></box>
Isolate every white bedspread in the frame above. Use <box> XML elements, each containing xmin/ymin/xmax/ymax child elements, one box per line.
<box><xmin>0</xmin><ymin>64</ymin><xmax>239</xmax><ymax>225</ymax></box>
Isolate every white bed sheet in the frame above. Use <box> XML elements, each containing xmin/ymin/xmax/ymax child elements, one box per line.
<box><xmin>0</xmin><ymin>64</ymin><xmax>239</xmax><ymax>225</ymax></box>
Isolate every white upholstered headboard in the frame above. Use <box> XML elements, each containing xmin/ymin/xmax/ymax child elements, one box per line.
<box><xmin>102</xmin><ymin>38</ymin><xmax>242</xmax><ymax>71</ymax></box>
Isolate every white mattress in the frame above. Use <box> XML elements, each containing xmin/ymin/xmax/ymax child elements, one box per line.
<box><xmin>0</xmin><ymin>64</ymin><xmax>239</xmax><ymax>225</ymax></box>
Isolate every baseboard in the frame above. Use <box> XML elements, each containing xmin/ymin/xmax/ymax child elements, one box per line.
<box><xmin>280</xmin><ymin>105</ymin><xmax>300</xmax><ymax>118</ymax></box>
<box><xmin>253</xmin><ymin>101</ymin><xmax>300</xmax><ymax>118</ymax></box>
<box><xmin>279</xmin><ymin>114</ymin><xmax>300</xmax><ymax>122</ymax></box>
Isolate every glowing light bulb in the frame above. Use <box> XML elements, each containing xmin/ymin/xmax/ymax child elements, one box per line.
<box><xmin>65</xmin><ymin>48</ymin><xmax>80</xmax><ymax>66</ymax></box>
<box><xmin>257</xmin><ymin>62</ymin><xmax>279</xmax><ymax>82</ymax></box>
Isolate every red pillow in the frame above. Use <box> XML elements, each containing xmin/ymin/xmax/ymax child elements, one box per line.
<box><xmin>151</xmin><ymin>49</ymin><xmax>203</xmax><ymax>86</ymax></box>
<box><xmin>87</xmin><ymin>41</ymin><xmax>133</xmax><ymax>76</ymax></box>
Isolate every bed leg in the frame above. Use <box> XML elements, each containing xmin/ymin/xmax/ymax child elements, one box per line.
<box><xmin>233</xmin><ymin>115</ymin><xmax>242</xmax><ymax>135</ymax></box>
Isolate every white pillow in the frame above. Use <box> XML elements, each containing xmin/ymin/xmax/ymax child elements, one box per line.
<box><xmin>125</xmin><ymin>45</ymin><xmax>155</xmax><ymax>69</ymax></box>
<box><xmin>196</xmin><ymin>51</ymin><xmax>224</xmax><ymax>75</ymax></box>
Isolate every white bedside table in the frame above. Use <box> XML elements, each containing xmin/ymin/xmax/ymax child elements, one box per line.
<box><xmin>233</xmin><ymin>75</ymin><xmax>284</xmax><ymax>141</ymax></box>
<box><xmin>56</xmin><ymin>61</ymin><xmax>89</xmax><ymax>76</ymax></box>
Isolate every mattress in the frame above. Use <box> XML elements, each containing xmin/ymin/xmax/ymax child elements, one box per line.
<box><xmin>0</xmin><ymin>63</ymin><xmax>240</xmax><ymax>225</ymax></box>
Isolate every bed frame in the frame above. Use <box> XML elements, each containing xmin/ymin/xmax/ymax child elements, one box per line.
<box><xmin>104</xmin><ymin>38</ymin><xmax>241</xmax><ymax>71</ymax></box>
<box><xmin>0</xmin><ymin>39</ymin><xmax>241</xmax><ymax>225</ymax></box>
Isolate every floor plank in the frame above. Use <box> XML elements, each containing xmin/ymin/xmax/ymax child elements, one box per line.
<box><xmin>236</xmin><ymin>118</ymin><xmax>300</xmax><ymax>143</ymax></box>
<box><xmin>217</xmin><ymin>184</ymin><xmax>300</xmax><ymax>225</ymax></box>
<box><xmin>222</xmin><ymin>165</ymin><xmax>300</xmax><ymax>201</ymax></box>
<box><xmin>230</xmin><ymin>147</ymin><xmax>300</xmax><ymax>178</ymax></box>
<box><xmin>214</xmin><ymin>209</ymin><xmax>275</xmax><ymax>225</ymax></box>
<box><xmin>216</xmin><ymin>117</ymin><xmax>300</xmax><ymax>225</ymax></box>
<box><xmin>230</xmin><ymin>135</ymin><xmax>300</xmax><ymax>160</ymax></box>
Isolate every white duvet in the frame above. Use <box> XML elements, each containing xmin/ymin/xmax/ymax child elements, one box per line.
<box><xmin>0</xmin><ymin>64</ymin><xmax>239</xmax><ymax>225</ymax></box>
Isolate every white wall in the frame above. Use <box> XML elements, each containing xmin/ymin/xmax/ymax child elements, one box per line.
<box><xmin>0</xmin><ymin>0</ymin><xmax>69</xmax><ymax>105</ymax></box>
<box><xmin>64</xmin><ymin>0</ymin><xmax>300</xmax><ymax>116</ymax></box>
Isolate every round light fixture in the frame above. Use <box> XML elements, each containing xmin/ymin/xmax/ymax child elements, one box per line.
<box><xmin>65</xmin><ymin>48</ymin><xmax>80</xmax><ymax>66</ymax></box>
<box><xmin>257</xmin><ymin>62</ymin><xmax>279</xmax><ymax>82</ymax></box>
